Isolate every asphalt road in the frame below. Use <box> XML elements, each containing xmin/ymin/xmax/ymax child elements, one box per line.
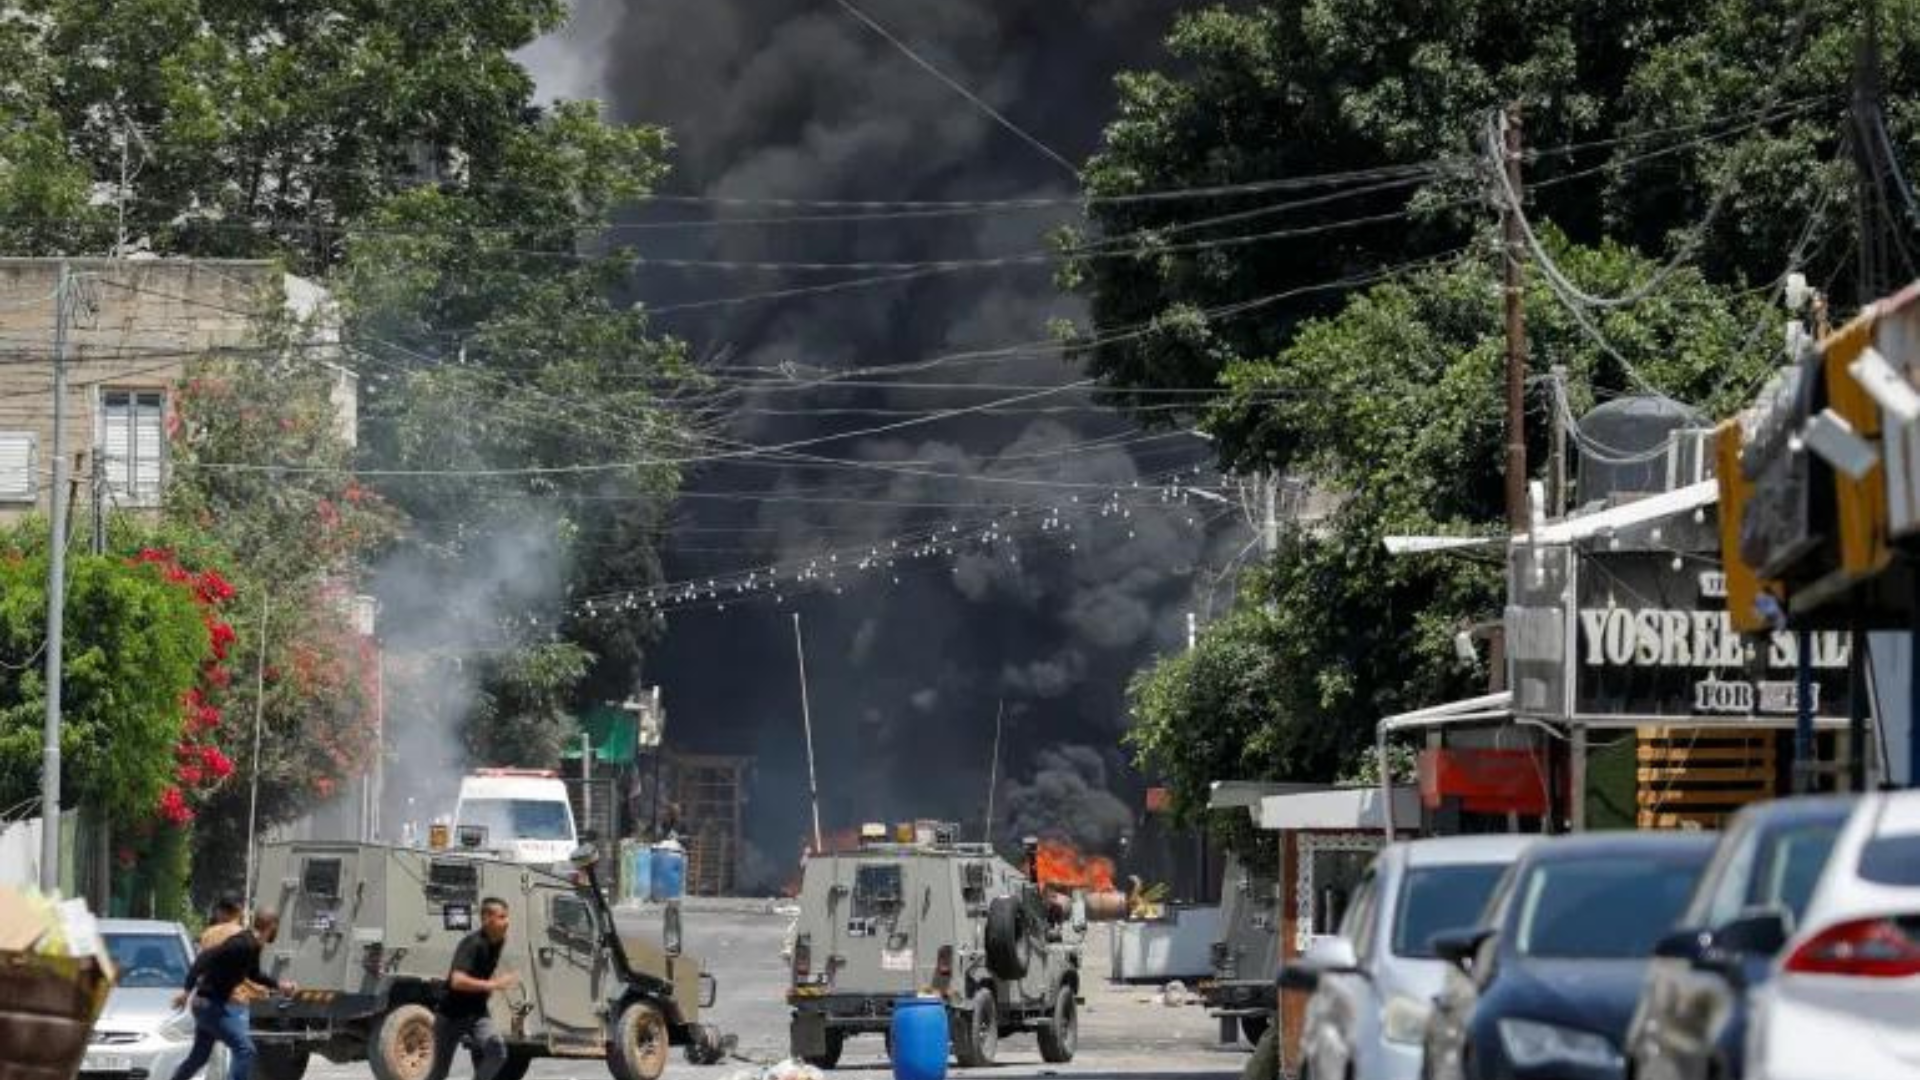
<box><xmin>302</xmin><ymin>903</ymin><xmax>1247</xmax><ymax>1080</ymax></box>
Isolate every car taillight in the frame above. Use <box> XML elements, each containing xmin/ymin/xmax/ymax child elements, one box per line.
<box><xmin>794</xmin><ymin>934</ymin><xmax>812</xmax><ymax>980</ymax></box>
<box><xmin>1783</xmin><ymin>917</ymin><xmax>1920</xmax><ymax>978</ymax></box>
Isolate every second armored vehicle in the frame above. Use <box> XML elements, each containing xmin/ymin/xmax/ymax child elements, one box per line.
<box><xmin>245</xmin><ymin>837</ymin><xmax>720</xmax><ymax>1080</ymax></box>
<box><xmin>787</xmin><ymin>823</ymin><xmax>1084</xmax><ymax>1069</ymax></box>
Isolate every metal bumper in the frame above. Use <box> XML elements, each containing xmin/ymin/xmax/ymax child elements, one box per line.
<box><xmin>789</xmin><ymin>993</ymin><xmax>949</xmax><ymax>1054</ymax></box>
<box><xmin>1204</xmin><ymin>979</ymin><xmax>1276</xmax><ymax>1017</ymax></box>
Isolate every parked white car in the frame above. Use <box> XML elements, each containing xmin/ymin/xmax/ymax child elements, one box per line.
<box><xmin>1745</xmin><ymin>789</ymin><xmax>1920</xmax><ymax>1080</ymax></box>
<box><xmin>87</xmin><ymin>919</ymin><xmax>228</xmax><ymax>1080</ymax></box>
<box><xmin>452</xmin><ymin>768</ymin><xmax>578</xmax><ymax>865</ymax></box>
<box><xmin>1281</xmin><ymin>833</ymin><xmax>1534</xmax><ymax>1080</ymax></box>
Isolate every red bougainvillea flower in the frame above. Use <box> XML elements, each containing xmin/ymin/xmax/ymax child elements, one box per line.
<box><xmin>200</xmin><ymin>745</ymin><xmax>234</xmax><ymax>780</ymax></box>
<box><xmin>177</xmin><ymin>761</ymin><xmax>204</xmax><ymax>787</ymax></box>
<box><xmin>195</xmin><ymin>569</ymin><xmax>236</xmax><ymax>605</ymax></box>
<box><xmin>206</xmin><ymin>619</ymin><xmax>236</xmax><ymax>660</ymax></box>
<box><xmin>157</xmin><ymin>786</ymin><xmax>194</xmax><ymax>826</ymax></box>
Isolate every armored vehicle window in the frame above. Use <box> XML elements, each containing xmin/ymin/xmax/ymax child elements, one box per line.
<box><xmin>551</xmin><ymin>893</ymin><xmax>595</xmax><ymax>944</ymax></box>
<box><xmin>426</xmin><ymin>859</ymin><xmax>479</xmax><ymax>905</ymax></box>
<box><xmin>302</xmin><ymin>857</ymin><xmax>343</xmax><ymax>900</ymax></box>
<box><xmin>853</xmin><ymin>864</ymin><xmax>904</xmax><ymax>919</ymax></box>
<box><xmin>962</xmin><ymin>863</ymin><xmax>989</xmax><ymax>907</ymax></box>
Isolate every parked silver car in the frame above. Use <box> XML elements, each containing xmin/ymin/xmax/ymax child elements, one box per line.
<box><xmin>85</xmin><ymin>918</ymin><xmax>227</xmax><ymax>1080</ymax></box>
<box><xmin>1281</xmin><ymin>834</ymin><xmax>1533</xmax><ymax>1080</ymax></box>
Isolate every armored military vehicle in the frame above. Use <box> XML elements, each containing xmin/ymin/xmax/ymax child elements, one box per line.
<box><xmin>787</xmin><ymin>823</ymin><xmax>1084</xmax><ymax>1069</ymax></box>
<box><xmin>245</xmin><ymin>837</ymin><xmax>721</xmax><ymax>1080</ymax></box>
<box><xmin>1204</xmin><ymin>851</ymin><xmax>1279</xmax><ymax>1044</ymax></box>
<box><xmin>1201</xmin><ymin>783</ymin><xmax>1291</xmax><ymax>1046</ymax></box>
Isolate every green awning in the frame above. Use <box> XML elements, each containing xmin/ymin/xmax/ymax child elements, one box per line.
<box><xmin>562</xmin><ymin>705</ymin><xmax>640</xmax><ymax>766</ymax></box>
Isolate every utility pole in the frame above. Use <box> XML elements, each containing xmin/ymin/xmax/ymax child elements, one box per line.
<box><xmin>39</xmin><ymin>263</ymin><xmax>73</xmax><ymax>894</ymax></box>
<box><xmin>243</xmin><ymin>593</ymin><xmax>269</xmax><ymax>913</ymax></box>
<box><xmin>1500</xmin><ymin>105</ymin><xmax>1530</xmax><ymax>535</ymax></box>
<box><xmin>1853</xmin><ymin>0</ymin><xmax>1888</xmax><ymax>304</ymax></box>
<box><xmin>982</xmin><ymin>700</ymin><xmax>1004</xmax><ymax>844</ymax></box>
<box><xmin>1548</xmin><ymin>365</ymin><xmax>1569</xmax><ymax>518</ymax></box>
<box><xmin>792</xmin><ymin>613</ymin><xmax>824</xmax><ymax>855</ymax></box>
<box><xmin>1260</xmin><ymin>473</ymin><xmax>1279</xmax><ymax>556</ymax></box>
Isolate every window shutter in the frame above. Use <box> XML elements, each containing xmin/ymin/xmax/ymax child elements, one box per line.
<box><xmin>134</xmin><ymin>392</ymin><xmax>164</xmax><ymax>504</ymax></box>
<box><xmin>0</xmin><ymin>432</ymin><xmax>33</xmax><ymax>501</ymax></box>
<box><xmin>100</xmin><ymin>391</ymin><xmax>132</xmax><ymax>499</ymax></box>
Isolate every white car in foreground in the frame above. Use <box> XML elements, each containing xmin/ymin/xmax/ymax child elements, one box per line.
<box><xmin>1746</xmin><ymin>789</ymin><xmax>1920</xmax><ymax>1080</ymax></box>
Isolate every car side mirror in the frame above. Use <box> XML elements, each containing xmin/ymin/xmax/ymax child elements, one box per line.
<box><xmin>1430</xmin><ymin>927</ymin><xmax>1494</xmax><ymax>972</ymax></box>
<box><xmin>1708</xmin><ymin>909</ymin><xmax>1790</xmax><ymax>958</ymax></box>
<box><xmin>1653</xmin><ymin>927</ymin><xmax>1708</xmax><ymax>961</ymax></box>
<box><xmin>1302</xmin><ymin>935</ymin><xmax>1361</xmax><ymax>974</ymax></box>
<box><xmin>569</xmin><ymin>843</ymin><xmax>600</xmax><ymax>870</ymax></box>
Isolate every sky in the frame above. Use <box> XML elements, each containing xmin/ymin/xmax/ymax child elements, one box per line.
<box><xmin>516</xmin><ymin>0</ymin><xmax>1250</xmax><ymax>888</ymax></box>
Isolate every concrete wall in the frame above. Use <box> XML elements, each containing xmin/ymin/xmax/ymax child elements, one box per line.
<box><xmin>0</xmin><ymin>258</ymin><xmax>348</xmax><ymax>523</ymax></box>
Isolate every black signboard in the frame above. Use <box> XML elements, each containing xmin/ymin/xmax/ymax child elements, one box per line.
<box><xmin>1572</xmin><ymin>552</ymin><xmax>1850</xmax><ymax>725</ymax></box>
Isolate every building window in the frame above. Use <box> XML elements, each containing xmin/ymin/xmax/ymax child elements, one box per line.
<box><xmin>97</xmin><ymin>390</ymin><xmax>165</xmax><ymax>507</ymax></box>
<box><xmin>0</xmin><ymin>431</ymin><xmax>36</xmax><ymax>502</ymax></box>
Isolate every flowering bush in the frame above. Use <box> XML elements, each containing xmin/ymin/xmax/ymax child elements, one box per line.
<box><xmin>130</xmin><ymin>547</ymin><xmax>240</xmax><ymax>827</ymax></box>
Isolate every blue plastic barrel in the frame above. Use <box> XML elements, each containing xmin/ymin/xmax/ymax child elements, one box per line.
<box><xmin>890</xmin><ymin>997</ymin><xmax>949</xmax><ymax>1080</ymax></box>
<box><xmin>650</xmin><ymin>843</ymin><xmax>685</xmax><ymax>902</ymax></box>
<box><xmin>623</xmin><ymin>844</ymin><xmax>653</xmax><ymax>903</ymax></box>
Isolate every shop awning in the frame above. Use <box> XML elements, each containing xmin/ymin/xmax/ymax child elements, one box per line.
<box><xmin>1256</xmin><ymin>786</ymin><xmax>1421</xmax><ymax>831</ymax></box>
<box><xmin>1376</xmin><ymin>691</ymin><xmax>1513</xmax><ymax>735</ymax></box>
<box><xmin>1208</xmin><ymin>781</ymin><xmax>1326</xmax><ymax>814</ymax></box>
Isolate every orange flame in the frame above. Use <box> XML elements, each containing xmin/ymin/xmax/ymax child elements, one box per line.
<box><xmin>1033</xmin><ymin>838</ymin><xmax>1116</xmax><ymax>892</ymax></box>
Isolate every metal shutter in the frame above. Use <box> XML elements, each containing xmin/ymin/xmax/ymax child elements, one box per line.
<box><xmin>133</xmin><ymin>391</ymin><xmax>164</xmax><ymax>504</ymax></box>
<box><xmin>0</xmin><ymin>431</ymin><xmax>33</xmax><ymax>501</ymax></box>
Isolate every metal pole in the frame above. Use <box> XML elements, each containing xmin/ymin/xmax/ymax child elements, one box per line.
<box><xmin>1377</xmin><ymin>725</ymin><xmax>1396</xmax><ymax>842</ymax></box>
<box><xmin>1849</xmin><ymin>618</ymin><xmax>1870</xmax><ymax>791</ymax></box>
<box><xmin>983</xmin><ymin>700</ymin><xmax>1004</xmax><ymax>843</ymax></box>
<box><xmin>1794</xmin><ymin>630</ymin><xmax>1816</xmax><ymax>794</ymax></box>
<box><xmin>1569</xmin><ymin>725</ymin><xmax>1588</xmax><ymax>831</ymax></box>
<box><xmin>39</xmin><ymin>262</ymin><xmax>72</xmax><ymax>895</ymax></box>
<box><xmin>372</xmin><ymin>648</ymin><xmax>384</xmax><ymax>841</ymax></box>
<box><xmin>243</xmin><ymin>593</ymin><xmax>269</xmax><ymax>912</ymax></box>
<box><xmin>792</xmin><ymin>613</ymin><xmax>824</xmax><ymax>854</ymax></box>
<box><xmin>1502</xmin><ymin>105</ymin><xmax>1530</xmax><ymax>536</ymax></box>
<box><xmin>1261</xmin><ymin>473</ymin><xmax>1279</xmax><ymax>555</ymax></box>
<box><xmin>1549</xmin><ymin>365</ymin><xmax>1569</xmax><ymax>517</ymax></box>
<box><xmin>581</xmin><ymin>732</ymin><xmax>593</xmax><ymax>837</ymax></box>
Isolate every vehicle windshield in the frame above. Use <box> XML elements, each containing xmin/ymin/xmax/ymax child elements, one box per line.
<box><xmin>458</xmin><ymin>798</ymin><xmax>573</xmax><ymax>842</ymax></box>
<box><xmin>1512</xmin><ymin>856</ymin><xmax>1702</xmax><ymax>959</ymax></box>
<box><xmin>104</xmin><ymin>932</ymin><xmax>190</xmax><ymax>989</ymax></box>
<box><xmin>1393</xmin><ymin>863</ymin><xmax>1509</xmax><ymax>957</ymax></box>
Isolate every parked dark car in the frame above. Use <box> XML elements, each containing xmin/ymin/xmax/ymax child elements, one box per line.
<box><xmin>1421</xmin><ymin>831</ymin><xmax>1716</xmax><ymax>1080</ymax></box>
<box><xmin>1623</xmin><ymin>797</ymin><xmax>1851</xmax><ymax>1080</ymax></box>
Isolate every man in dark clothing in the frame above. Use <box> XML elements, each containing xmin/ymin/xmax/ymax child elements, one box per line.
<box><xmin>429</xmin><ymin>896</ymin><xmax>518</xmax><ymax>1080</ymax></box>
<box><xmin>169</xmin><ymin>910</ymin><xmax>293</xmax><ymax>1080</ymax></box>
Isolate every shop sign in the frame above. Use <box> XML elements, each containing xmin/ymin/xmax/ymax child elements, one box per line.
<box><xmin>1574</xmin><ymin>553</ymin><xmax>1850</xmax><ymax>724</ymax></box>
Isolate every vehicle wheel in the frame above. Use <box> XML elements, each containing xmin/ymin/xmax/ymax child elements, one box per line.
<box><xmin>1240</xmin><ymin>1015</ymin><xmax>1270</xmax><ymax>1047</ymax></box>
<box><xmin>254</xmin><ymin>1045</ymin><xmax>310</xmax><ymax>1080</ymax></box>
<box><xmin>984</xmin><ymin>896</ymin><xmax>1029</xmax><ymax>980</ymax></box>
<box><xmin>607</xmin><ymin>1000</ymin><xmax>672</xmax><ymax>1080</ymax></box>
<box><xmin>804</xmin><ymin>1030</ymin><xmax>845</xmax><ymax>1070</ymax></box>
<box><xmin>952</xmin><ymin>989</ymin><xmax>999</xmax><ymax>1068</ymax></box>
<box><xmin>1037</xmin><ymin>988</ymin><xmax>1078</xmax><ymax>1064</ymax></box>
<box><xmin>494</xmin><ymin>1050</ymin><xmax>534</xmax><ymax>1080</ymax></box>
<box><xmin>368</xmin><ymin>1004</ymin><xmax>437</xmax><ymax>1080</ymax></box>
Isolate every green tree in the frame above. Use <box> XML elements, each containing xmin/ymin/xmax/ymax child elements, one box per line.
<box><xmin>0</xmin><ymin>526</ymin><xmax>212</xmax><ymax>825</ymax></box>
<box><xmin>1124</xmin><ymin>239</ymin><xmax>1776</xmax><ymax>833</ymax></box>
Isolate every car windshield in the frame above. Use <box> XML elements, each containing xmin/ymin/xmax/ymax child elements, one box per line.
<box><xmin>458</xmin><ymin>798</ymin><xmax>572</xmax><ymax>841</ymax></box>
<box><xmin>1393</xmin><ymin>863</ymin><xmax>1509</xmax><ymax>957</ymax></box>
<box><xmin>1513</xmin><ymin>856</ymin><xmax>1702</xmax><ymax>959</ymax></box>
<box><xmin>105</xmin><ymin>932</ymin><xmax>190</xmax><ymax>989</ymax></box>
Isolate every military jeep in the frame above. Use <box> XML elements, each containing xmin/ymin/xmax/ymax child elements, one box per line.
<box><xmin>786</xmin><ymin>825</ymin><xmax>1083</xmax><ymax>1069</ymax></box>
<box><xmin>245</xmin><ymin>838</ymin><xmax>722</xmax><ymax>1080</ymax></box>
<box><xmin>1203</xmin><ymin>851</ymin><xmax>1279</xmax><ymax>1045</ymax></box>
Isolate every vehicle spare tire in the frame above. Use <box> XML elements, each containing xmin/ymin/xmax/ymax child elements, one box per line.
<box><xmin>984</xmin><ymin>895</ymin><xmax>1029</xmax><ymax>980</ymax></box>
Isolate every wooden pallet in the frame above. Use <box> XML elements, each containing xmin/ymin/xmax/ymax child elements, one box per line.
<box><xmin>1636</xmin><ymin>727</ymin><xmax>1777</xmax><ymax>830</ymax></box>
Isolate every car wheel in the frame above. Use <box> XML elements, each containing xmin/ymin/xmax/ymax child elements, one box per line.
<box><xmin>952</xmin><ymin>988</ymin><xmax>999</xmax><ymax>1067</ymax></box>
<box><xmin>1240</xmin><ymin>1015</ymin><xmax>1271</xmax><ymax>1046</ymax></box>
<box><xmin>984</xmin><ymin>898</ymin><xmax>1029</xmax><ymax>981</ymax></box>
<box><xmin>1037</xmin><ymin>988</ymin><xmax>1078</xmax><ymax>1063</ymax></box>
<box><xmin>606</xmin><ymin>1000</ymin><xmax>672</xmax><ymax>1080</ymax></box>
<box><xmin>368</xmin><ymin>1004</ymin><xmax>436</xmax><ymax>1080</ymax></box>
<box><xmin>254</xmin><ymin>1044</ymin><xmax>310</xmax><ymax>1080</ymax></box>
<box><xmin>493</xmin><ymin>1050</ymin><xmax>534</xmax><ymax>1080</ymax></box>
<box><xmin>804</xmin><ymin>1030</ymin><xmax>845</xmax><ymax>1070</ymax></box>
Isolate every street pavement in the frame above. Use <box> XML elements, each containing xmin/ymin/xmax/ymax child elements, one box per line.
<box><xmin>302</xmin><ymin>902</ymin><xmax>1247</xmax><ymax>1080</ymax></box>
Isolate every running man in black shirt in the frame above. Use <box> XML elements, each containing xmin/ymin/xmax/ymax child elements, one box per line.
<box><xmin>429</xmin><ymin>896</ymin><xmax>518</xmax><ymax>1080</ymax></box>
<box><xmin>169</xmin><ymin>910</ymin><xmax>294</xmax><ymax>1080</ymax></box>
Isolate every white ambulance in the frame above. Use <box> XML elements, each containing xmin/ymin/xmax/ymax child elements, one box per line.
<box><xmin>451</xmin><ymin>768</ymin><xmax>579</xmax><ymax>865</ymax></box>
